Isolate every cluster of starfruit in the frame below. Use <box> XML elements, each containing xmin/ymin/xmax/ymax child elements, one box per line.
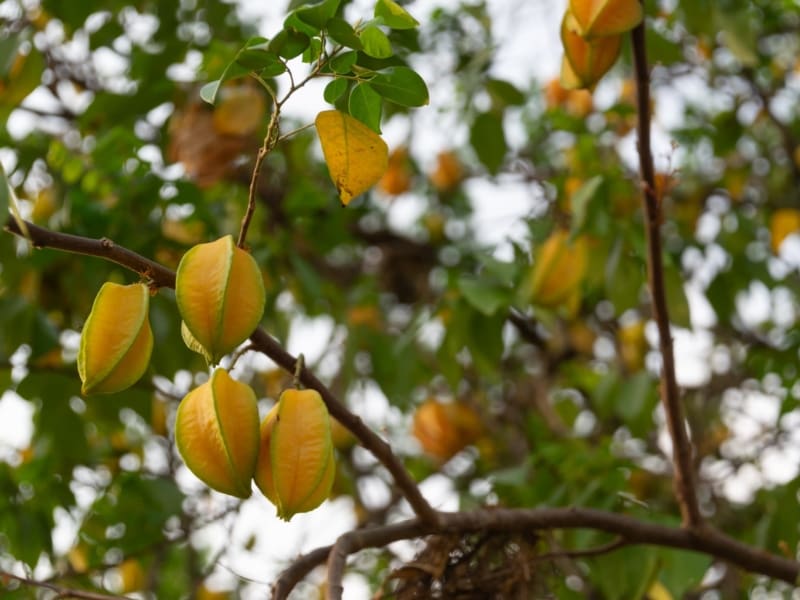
<box><xmin>77</xmin><ymin>235</ymin><xmax>335</xmax><ymax>519</ymax></box>
<box><xmin>560</xmin><ymin>0</ymin><xmax>643</xmax><ymax>90</ymax></box>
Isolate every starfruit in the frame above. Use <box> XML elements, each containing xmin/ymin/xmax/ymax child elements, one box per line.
<box><xmin>561</xmin><ymin>13</ymin><xmax>622</xmax><ymax>90</ymax></box>
<box><xmin>412</xmin><ymin>399</ymin><xmax>482</xmax><ymax>462</ymax></box>
<box><xmin>254</xmin><ymin>388</ymin><xmax>335</xmax><ymax>521</ymax></box>
<box><xmin>524</xmin><ymin>229</ymin><xmax>589</xmax><ymax>308</ymax></box>
<box><xmin>568</xmin><ymin>0</ymin><xmax>642</xmax><ymax>39</ymax></box>
<box><xmin>175</xmin><ymin>368</ymin><xmax>260</xmax><ymax>498</ymax></box>
<box><xmin>78</xmin><ymin>282</ymin><xmax>153</xmax><ymax>395</ymax></box>
<box><xmin>175</xmin><ymin>235</ymin><xmax>265</xmax><ymax>364</ymax></box>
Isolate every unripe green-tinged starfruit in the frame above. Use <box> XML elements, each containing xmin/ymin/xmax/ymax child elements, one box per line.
<box><xmin>175</xmin><ymin>368</ymin><xmax>260</xmax><ymax>498</ymax></box>
<box><xmin>78</xmin><ymin>282</ymin><xmax>153</xmax><ymax>395</ymax></box>
<box><xmin>523</xmin><ymin>229</ymin><xmax>589</xmax><ymax>308</ymax></box>
<box><xmin>176</xmin><ymin>235</ymin><xmax>265</xmax><ymax>364</ymax></box>
<box><xmin>254</xmin><ymin>388</ymin><xmax>335</xmax><ymax>520</ymax></box>
<box><xmin>561</xmin><ymin>12</ymin><xmax>622</xmax><ymax>90</ymax></box>
<box><xmin>568</xmin><ymin>0</ymin><xmax>642</xmax><ymax>38</ymax></box>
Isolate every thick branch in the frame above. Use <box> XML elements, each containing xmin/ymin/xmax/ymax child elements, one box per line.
<box><xmin>271</xmin><ymin>507</ymin><xmax>799</xmax><ymax>600</ymax></box>
<box><xmin>4</xmin><ymin>217</ymin><xmax>176</xmax><ymax>289</ymax></box>
<box><xmin>631</xmin><ymin>17</ymin><xmax>702</xmax><ymax>528</ymax></box>
<box><xmin>3</xmin><ymin>218</ymin><xmax>438</xmax><ymax>525</ymax></box>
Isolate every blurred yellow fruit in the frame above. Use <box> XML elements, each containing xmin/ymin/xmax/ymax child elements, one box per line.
<box><xmin>31</xmin><ymin>187</ymin><xmax>58</xmax><ymax>223</ymax></box>
<box><xmin>770</xmin><ymin>208</ymin><xmax>800</xmax><ymax>254</ymax></box>
<box><xmin>196</xmin><ymin>584</ymin><xmax>232</xmax><ymax>600</ymax></box>
<box><xmin>429</xmin><ymin>150</ymin><xmax>464</xmax><ymax>192</ymax></box>
<box><xmin>525</xmin><ymin>230</ymin><xmax>589</xmax><ymax>309</ymax></box>
<box><xmin>213</xmin><ymin>84</ymin><xmax>266</xmax><ymax>137</ymax></box>
<box><xmin>117</xmin><ymin>559</ymin><xmax>146</xmax><ymax>593</ymax></box>
<box><xmin>378</xmin><ymin>147</ymin><xmax>412</xmax><ymax>195</ymax></box>
<box><xmin>618</xmin><ymin>319</ymin><xmax>647</xmax><ymax>372</ymax></box>
<box><xmin>412</xmin><ymin>399</ymin><xmax>482</xmax><ymax>462</ymax></box>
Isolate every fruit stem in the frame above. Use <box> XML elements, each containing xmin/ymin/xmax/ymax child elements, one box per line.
<box><xmin>293</xmin><ymin>353</ymin><xmax>305</xmax><ymax>388</ymax></box>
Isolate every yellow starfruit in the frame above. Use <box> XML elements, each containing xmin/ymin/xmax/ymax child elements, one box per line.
<box><xmin>175</xmin><ymin>368</ymin><xmax>260</xmax><ymax>498</ymax></box>
<box><xmin>568</xmin><ymin>0</ymin><xmax>643</xmax><ymax>39</ymax></box>
<box><xmin>254</xmin><ymin>388</ymin><xmax>335</xmax><ymax>520</ymax></box>
<box><xmin>175</xmin><ymin>235</ymin><xmax>265</xmax><ymax>364</ymax></box>
<box><xmin>561</xmin><ymin>12</ymin><xmax>622</xmax><ymax>90</ymax></box>
<box><xmin>524</xmin><ymin>229</ymin><xmax>589</xmax><ymax>308</ymax></box>
<box><xmin>78</xmin><ymin>282</ymin><xmax>153</xmax><ymax>395</ymax></box>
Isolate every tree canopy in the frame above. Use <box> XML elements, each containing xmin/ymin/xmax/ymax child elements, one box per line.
<box><xmin>1</xmin><ymin>0</ymin><xmax>800</xmax><ymax>598</ymax></box>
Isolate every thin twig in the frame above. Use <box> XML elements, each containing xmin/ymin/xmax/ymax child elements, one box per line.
<box><xmin>237</xmin><ymin>104</ymin><xmax>280</xmax><ymax>248</ymax></box>
<box><xmin>3</xmin><ymin>217</ymin><xmax>439</xmax><ymax>526</ymax></box>
<box><xmin>630</xmin><ymin>12</ymin><xmax>702</xmax><ymax>528</ymax></box>
<box><xmin>1</xmin><ymin>571</ymin><xmax>132</xmax><ymax>600</ymax></box>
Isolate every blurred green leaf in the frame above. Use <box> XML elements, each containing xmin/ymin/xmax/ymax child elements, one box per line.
<box><xmin>470</xmin><ymin>112</ymin><xmax>506</xmax><ymax>175</ymax></box>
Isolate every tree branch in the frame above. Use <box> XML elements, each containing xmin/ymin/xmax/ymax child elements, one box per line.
<box><xmin>631</xmin><ymin>14</ymin><xmax>702</xmax><ymax>528</ymax></box>
<box><xmin>1</xmin><ymin>571</ymin><xmax>132</xmax><ymax>600</ymax></box>
<box><xmin>270</xmin><ymin>507</ymin><xmax>799</xmax><ymax>600</ymax></box>
<box><xmin>2</xmin><ymin>217</ymin><xmax>439</xmax><ymax>526</ymax></box>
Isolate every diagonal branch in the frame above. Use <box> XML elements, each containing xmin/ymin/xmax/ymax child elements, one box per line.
<box><xmin>3</xmin><ymin>217</ymin><xmax>439</xmax><ymax>526</ymax></box>
<box><xmin>630</xmin><ymin>15</ymin><xmax>702</xmax><ymax>528</ymax></box>
<box><xmin>270</xmin><ymin>507</ymin><xmax>799</xmax><ymax>600</ymax></box>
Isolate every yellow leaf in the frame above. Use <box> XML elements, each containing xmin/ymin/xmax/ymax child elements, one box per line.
<box><xmin>315</xmin><ymin>110</ymin><xmax>388</xmax><ymax>205</ymax></box>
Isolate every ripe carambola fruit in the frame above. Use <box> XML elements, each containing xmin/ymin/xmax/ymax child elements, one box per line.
<box><xmin>560</xmin><ymin>13</ymin><xmax>621</xmax><ymax>90</ymax></box>
<box><xmin>175</xmin><ymin>368</ymin><xmax>260</xmax><ymax>498</ymax></box>
<box><xmin>568</xmin><ymin>0</ymin><xmax>642</xmax><ymax>38</ymax></box>
<box><xmin>525</xmin><ymin>229</ymin><xmax>588</xmax><ymax>308</ymax></box>
<box><xmin>254</xmin><ymin>388</ymin><xmax>335</xmax><ymax>521</ymax></box>
<box><xmin>175</xmin><ymin>235</ymin><xmax>265</xmax><ymax>364</ymax></box>
<box><xmin>78</xmin><ymin>282</ymin><xmax>153</xmax><ymax>395</ymax></box>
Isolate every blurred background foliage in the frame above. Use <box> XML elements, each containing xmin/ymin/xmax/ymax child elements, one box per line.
<box><xmin>1</xmin><ymin>0</ymin><xmax>800</xmax><ymax>597</ymax></box>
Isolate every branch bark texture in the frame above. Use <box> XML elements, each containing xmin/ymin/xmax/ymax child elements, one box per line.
<box><xmin>270</xmin><ymin>507</ymin><xmax>799</xmax><ymax>600</ymax></box>
<box><xmin>630</xmin><ymin>17</ymin><xmax>702</xmax><ymax>528</ymax></box>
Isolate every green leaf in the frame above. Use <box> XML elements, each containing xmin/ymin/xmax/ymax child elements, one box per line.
<box><xmin>590</xmin><ymin>545</ymin><xmax>659</xmax><ymax>600</ymax></box>
<box><xmin>268</xmin><ymin>28</ymin><xmax>311</xmax><ymax>60</ymax></box>
<box><xmin>657</xmin><ymin>548</ymin><xmax>712</xmax><ymax>598</ymax></box>
<box><xmin>327</xmin><ymin>18</ymin><xmax>363</xmax><ymax>50</ymax></box>
<box><xmin>615</xmin><ymin>372</ymin><xmax>657</xmax><ymax>437</ymax></box>
<box><xmin>485</xmin><ymin>78</ymin><xmax>525</xmax><ymax>108</ymax></box>
<box><xmin>374</xmin><ymin>0</ymin><xmax>419</xmax><ymax>30</ymax></box>
<box><xmin>458</xmin><ymin>276</ymin><xmax>510</xmax><ymax>316</ymax></box>
<box><xmin>605</xmin><ymin>238</ymin><xmax>644</xmax><ymax>315</ymax></box>
<box><xmin>570</xmin><ymin>175</ymin><xmax>603</xmax><ymax>236</ymax></box>
<box><xmin>470</xmin><ymin>112</ymin><xmax>506</xmax><ymax>175</ymax></box>
<box><xmin>663</xmin><ymin>258</ymin><xmax>692</xmax><ymax>329</ymax></box>
<box><xmin>359</xmin><ymin>24</ymin><xmax>393</xmax><ymax>59</ymax></box>
<box><xmin>0</xmin><ymin>161</ymin><xmax>9</xmax><ymax>217</ymax></box>
<box><xmin>295</xmin><ymin>0</ymin><xmax>341</xmax><ymax>30</ymax></box>
<box><xmin>331</xmin><ymin>50</ymin><xmax>358</xmax><ymax>74</ymax></box>
<box><xmin>349</xmin><ymin>82</ymin><xmax>382</xmax><ymax>133</ymax></box>
<box><xmin>236</xmin><ymin>48</ymin><xmax>286</xmax><ymax>75</ymax></box>
<box><xmin>370</xmin><ymin>66</ymin><xmax>429</xmax><ymax>107</ymax></box>
<box><xmin>324</xmin><ymin>77</ymin><xmax>348</xmax><ymax>103</ymax></box>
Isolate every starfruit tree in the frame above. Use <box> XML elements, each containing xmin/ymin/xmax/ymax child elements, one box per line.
<box><xmin>2</xmin><ymin>0</ymin><xmax>800</xmax><ymax>598</ymax></box>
